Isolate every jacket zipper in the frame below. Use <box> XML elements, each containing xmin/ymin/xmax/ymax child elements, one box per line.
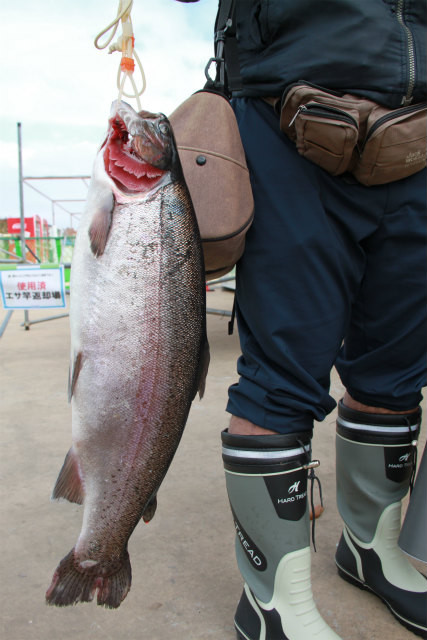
<box><xmin>289</xmin><ymin>103</ymin><xmax>358</xmax><ymax>128</ymax></box>
<box><xmin>361</xmin><ymin>102</ymin><xmax>427</xmax><ymax>151</ymax></box>
<box><xmin>396</xmin><ymin>0</ymin><xmax>416</xmax><ymax>106</ymax></box>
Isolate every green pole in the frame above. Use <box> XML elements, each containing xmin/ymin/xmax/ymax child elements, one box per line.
<box><xmin>56</xmin><ymin>237</ymin><xmax>62</xmax><ymax>261</ymax></box>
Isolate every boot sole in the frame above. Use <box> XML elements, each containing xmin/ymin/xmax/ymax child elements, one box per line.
<box><xmin>336</xmin><ymin>562</ymin><xmax>427</xmax><ymax>639</ymax></box>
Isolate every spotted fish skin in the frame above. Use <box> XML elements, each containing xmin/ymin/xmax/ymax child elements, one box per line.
<box><xmin>46</xmin><ymin>101</ymin><xmax>209</xmax><ymax>609</ymax></box>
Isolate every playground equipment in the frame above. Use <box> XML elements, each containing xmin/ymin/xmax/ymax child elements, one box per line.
<box><xmin>0</xmin><ymin>124</ymin><xmax>84</xmax><ymax>335</ymax></box>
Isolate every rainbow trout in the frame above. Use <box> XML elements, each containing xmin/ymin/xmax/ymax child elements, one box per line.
<box><xmin>46</xmin><ymin>101</ymin><xmax>209</xmax><ymax>608</ymax></box>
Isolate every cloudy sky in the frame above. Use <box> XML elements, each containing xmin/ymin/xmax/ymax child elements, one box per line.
<box><xmin>0</xmin><ymin>0</ymin><xmax>218</xmax><ymax>232</ymax></box>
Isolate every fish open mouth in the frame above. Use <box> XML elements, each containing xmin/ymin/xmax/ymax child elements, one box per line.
<box><xmin>103</xmin><ymin>115</ymin><xmax>166</xmax><ymax>194</ymax></box>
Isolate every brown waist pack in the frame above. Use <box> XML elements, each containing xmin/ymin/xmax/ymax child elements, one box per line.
<box><xmin>279</xmin><ymin>82</ymin><xmax>427</xmax><ymax>186</ymax></box>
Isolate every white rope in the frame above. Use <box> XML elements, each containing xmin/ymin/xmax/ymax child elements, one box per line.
<box><xmin>94</xmin><ymin>0</ymin><xmax>146</xmax><ymax>111</ymax></box>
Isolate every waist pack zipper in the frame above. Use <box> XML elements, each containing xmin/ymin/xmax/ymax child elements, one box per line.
<box><xmin>360</xmin><ymin>102</ymin><xmax>427</xmax><ymax>151</ymax></box>
<box><xmin>289</xmin><ymin>103</ymin><xmax>358</xmax><ymax>128</ymax></box>
<box><xmin>282</xmin><ymin>80</ymin><xmax>344</xmax><ymax>102</ymax></box>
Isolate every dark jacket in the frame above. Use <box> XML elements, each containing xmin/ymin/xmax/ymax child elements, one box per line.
<box><xmin>228</xmin><ymin>0</ymin><xmax>426</xmax><ymax>108</ymax></box>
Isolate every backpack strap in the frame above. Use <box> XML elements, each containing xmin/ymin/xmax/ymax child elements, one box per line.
<box><xmin>205</xmin><ymin>0</ymin><xmax>241</xmax><ymax>96</ymax></box>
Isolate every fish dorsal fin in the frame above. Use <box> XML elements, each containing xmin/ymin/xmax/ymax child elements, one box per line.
<box><xmin>88</xmin><ymin>191</ymin><xmax>115</xmax><ymax>257</ymax></box>
<box><xmin>51</xmin><ymin>447</ymin><xmax>84</xmax><ymax>504</ymax></box>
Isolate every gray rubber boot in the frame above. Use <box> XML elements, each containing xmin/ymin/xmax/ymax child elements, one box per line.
<box><xmin>399</xmin><ymin>440</ymin><xmax>427</xmax><ymax>563</ymax></box>
<box><xmin>222</xmin><ymin>429</ymin><xmax>342</xmax><ymax>640</ymax></box>
<box><xmin>335</xmin><ymin>401</ymin><xmax>427</xmax><ymax>638</ymax></box>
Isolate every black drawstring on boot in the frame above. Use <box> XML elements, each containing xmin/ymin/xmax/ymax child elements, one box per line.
<box><xmin>409</xmin><ymin>438</ymin><xmax>418</xmax><ymax>496</ymax></box>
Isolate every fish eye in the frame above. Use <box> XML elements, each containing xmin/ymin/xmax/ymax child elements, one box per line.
<box><xmin>159</xmin><ymin>122</ymin><xmax>170</xmax><ymax>135</ymax></box>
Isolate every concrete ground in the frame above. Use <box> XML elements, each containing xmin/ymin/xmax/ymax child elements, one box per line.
<box><xmin>1</xmin><ymin>286</ymin><xmax>425</xmax><ymax>640</ymax></box>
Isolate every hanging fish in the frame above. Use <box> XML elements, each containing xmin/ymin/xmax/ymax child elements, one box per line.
<box><xmin>46</xmin><ymin>100</ymin><xmax>209</xmax><ymax>608</ymax></box>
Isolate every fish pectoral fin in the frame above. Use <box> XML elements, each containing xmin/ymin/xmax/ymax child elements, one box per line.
<box><xmin>197</xmin><ymin>338</ymin><xmax>210</xmax><ymax>400</ymax></box>
<box><xmin>142</xmin><ymin>495</ymin><xmax>158</xmax><ymax>523</ymax></box>
<box><xmin>88</xmin><ymin>191</ymin><xmax>114</xmax><ymax>257</ymax></box>
<box><xmin>51</xmin><ymin>447</ymin><xmax>84</xmax><ymax>504</ymax></box>
<box><xmin>68</xmin><ymin>351</ymin><xmax>83</xmax><ymax>402</ymax></box>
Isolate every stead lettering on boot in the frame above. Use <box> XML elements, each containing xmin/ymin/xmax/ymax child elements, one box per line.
<box><xmin>232</xmin><ymin>513</ymin><xmax>267</xmax><ymax>572</ymax></box>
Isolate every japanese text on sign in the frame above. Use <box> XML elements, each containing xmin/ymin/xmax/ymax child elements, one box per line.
<box><xmin>0</xmin><ymin>266</ymin><xmax>66</xmax><ymax>310</ymax></box>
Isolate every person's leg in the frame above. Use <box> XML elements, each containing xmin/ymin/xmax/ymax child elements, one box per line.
<box><xmin>222</xmin><ymin>98</ymin><xmax>392</xmax><ymax>640</ymax></box>
<box><xmin>228</xmin><ymin>416</ymin><xmax>275</xmax><ymax>435</ymax></box>
<box><xmin>335</xmin><ymin>167</ymin><xmax>427</xmax><ymax>414</ymax></box>
<box><xmin>228</xmin><ymin>416</ymin><xmax>326</xmax><ymax>520</ymax></box>
<box><xmin>222</xmin><ymin>428</ymin><xmax>342</xmax><ymax>640</ymax></box>
<box><xmin>335</xmin><ymin>169</ymin><xmax>427</xmax><ymax>637</ymax></box>
<box><xmin>226</xmin><ymin>99</ymin><xmax>389</xmax><ymax>434</ymax></box>
<box><xmin>335</xmin><ymin>402</ymin><xmax>426</xmax><ymax>637</ymax></box>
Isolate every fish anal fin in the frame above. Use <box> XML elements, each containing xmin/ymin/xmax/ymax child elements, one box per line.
<box><xmin>142</xmin><ymin>495</ymin><xmax>158</xmax><ymax>523</ymax></box>
<box><xmin>197</xmin><ymin>338</ymin><xmax>210</xmax><ymax>399</ymax></box>
<box><xmin>46</xmin><ymin>547</ymin><xmax>131</xmax><ymax>608</ymax></box>
<box><xmin>68</xmin><ymin>351</ymin><xmax>83</xmax><ymax>402</ymax></box>
<box><xmin>51</xmin><ymin>447</ymin><xmax>84</xmax><ymax>505</ymax></box>
<box><xmin>88</xmin><ymin>192</ymin><xmax>114</xmax><ymax>257</ymax></box>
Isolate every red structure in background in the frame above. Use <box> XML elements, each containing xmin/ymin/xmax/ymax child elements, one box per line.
<box><xmin>7</xmin><ymin>215</ymin><xmax>49</xmax><ymax>262</ymax></box>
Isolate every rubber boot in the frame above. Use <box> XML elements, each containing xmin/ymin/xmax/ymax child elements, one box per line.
<box><xmin>335</xmin><ymin>401</ymin><xmax>427</xmax><ymax>638</ymax></box>
<box><xmin>399</xmin><ymin>440</ymin><xmax>427</xmax><ymax>563</ymax></box>
<box><xmin>222</xmin><ymin>429</ymin><xmax>342</xmax><ymax>640</ymax></box>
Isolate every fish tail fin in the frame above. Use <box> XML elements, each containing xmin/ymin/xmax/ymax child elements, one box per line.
<box><xmin>51</xmin><ymin>447</ymin><xmax>84</xmax><ymax>504</ymax></box>
<box><xmin>46</xmin><ymin>548</ymin><xmax>132</xmax><ymax>609</ymax></box>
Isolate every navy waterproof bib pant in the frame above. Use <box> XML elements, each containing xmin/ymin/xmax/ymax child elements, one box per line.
<box><xmin>227</xmin><ymin>98</ymin><xmax>427</xmax><ymax>435</ymax></box>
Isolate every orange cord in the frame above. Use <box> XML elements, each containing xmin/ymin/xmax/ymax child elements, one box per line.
<box><xmin>120</xmin><ymin>57</ymin><xmax>135</xmax><ymax>72</ymax></box>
